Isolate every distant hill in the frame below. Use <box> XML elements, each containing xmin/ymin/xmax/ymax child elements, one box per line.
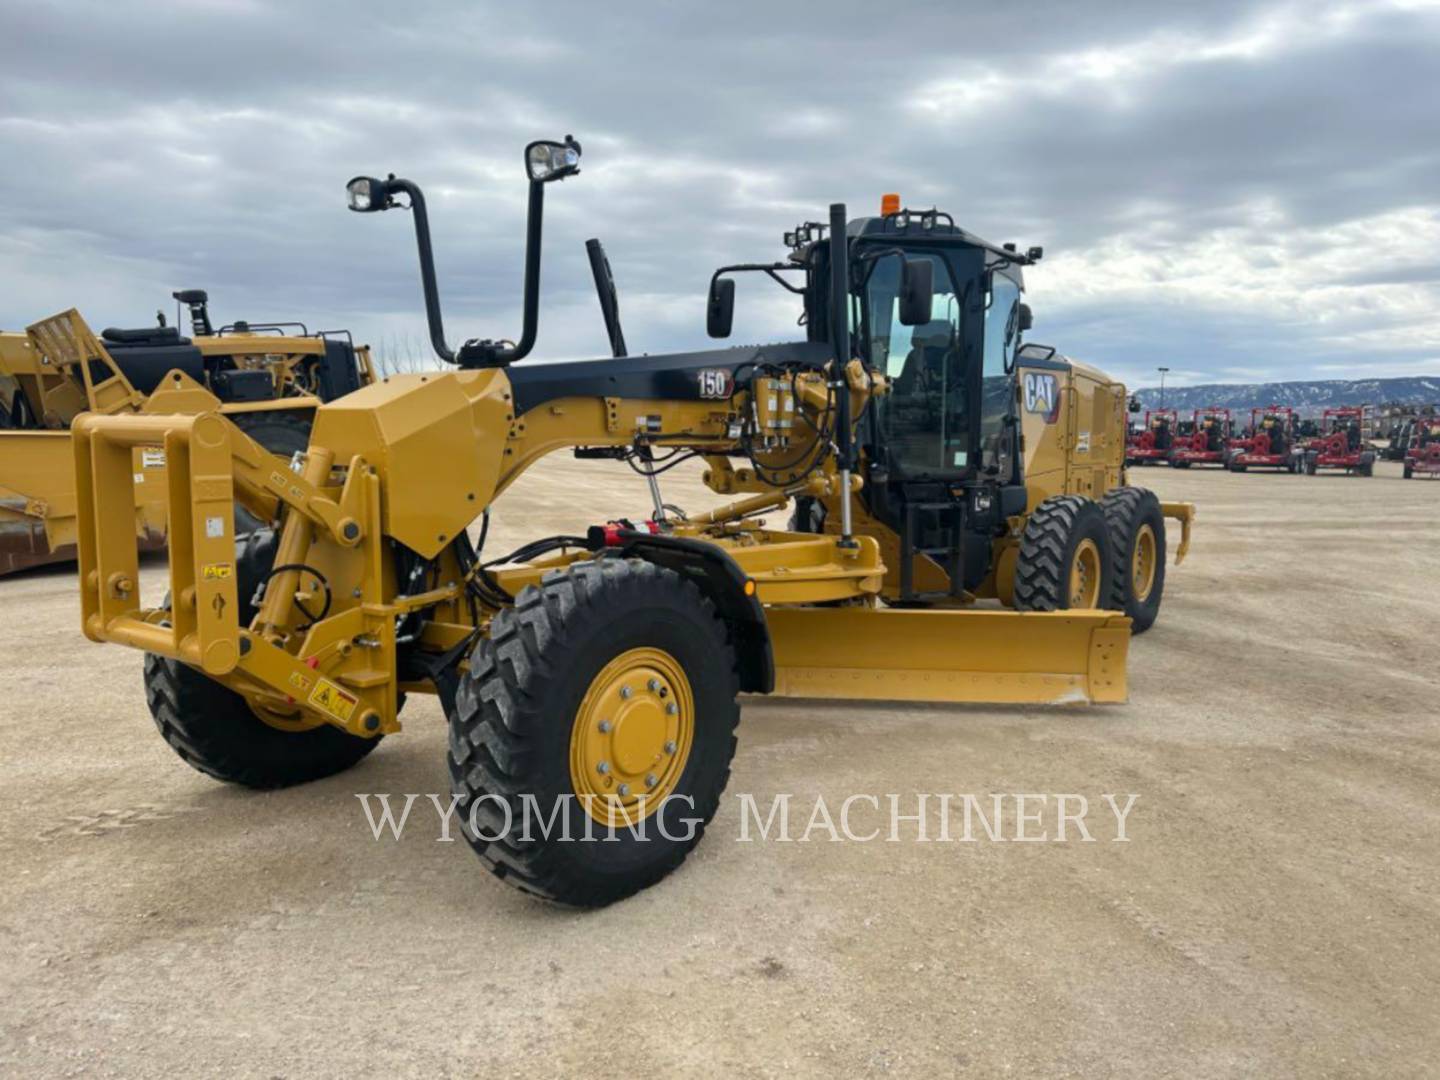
<box><xmin>1132</xmin><ymin>376</ymin><xmax>1440</xmax><ymax>413</ymax></box>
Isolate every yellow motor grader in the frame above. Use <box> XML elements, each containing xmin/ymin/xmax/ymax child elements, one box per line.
<box><xmin>68</xmin><ymin>136</ymin><xmax>1193</xmax><ymax>906</ymax></box>
<box><xmin>0</xmin><ymin>290</ymin><xmax>374</xmax><ymax>573</ymax></box>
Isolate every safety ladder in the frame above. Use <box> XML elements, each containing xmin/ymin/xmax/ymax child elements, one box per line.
<box><xmin>897</xmin><ymin>498</ymin><xmax>967</xmax><ymax>603</ymax></box>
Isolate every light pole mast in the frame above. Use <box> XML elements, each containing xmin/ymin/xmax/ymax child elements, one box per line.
<box><xmin>1158</xmin><ymin>366</ymin><xmax>1170</xmax><ymax>410</ymax></box>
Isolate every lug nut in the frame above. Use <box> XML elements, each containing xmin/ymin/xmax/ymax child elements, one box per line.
<box><xmin>618</xmin><ymin>783</ymin><xmax>631</xmax><ymax>797</ymax></box>
<box><xmin>647</xmin><ymin>678</ymin><xmax>660</xmax><ymax>692</ymax></box>
<box><xmin>598</xmin><ymin>720</ymin><xmax>612</xmax><ymax>733</ymax></box>
<box><xmin>645</xmin><ymin>773</ymin><xmax>658</xmax><ymax>788</ymax></box>
<box><xmin>597</xmin><ymin>761</ymin><xmax>610</xmax><ymax>775</ymax></box>
<box><xmin>620</xmin><ymin>685</ymin><xmax>633</xmax><ymax>700</ymax></box>
<box><xmin>664</xmin><ymin>740</ymin><xmax>677</xmax><ymax>754</ymax></box>
<box><xmin>665</xmin><ymin>703</ymin><xmax>678</xmax><ymax>716</ymax></box>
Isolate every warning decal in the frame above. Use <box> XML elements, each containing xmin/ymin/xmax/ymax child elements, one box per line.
<box><xmin>308</xmin><ymin>679</ymin><xmax>359</xmax><ymax>723</ymax></box>
<box><xmin>202</xmin><ymin>562</ymin><xmax>233</xmax><ymax>580</ymax></box>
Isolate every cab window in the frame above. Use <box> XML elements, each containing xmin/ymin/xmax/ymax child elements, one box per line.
<box><xmin>981</xmin><ymin>271</ymin><xmax>1022</xmax><ymax>476</ymax></box>
<box><xmin>864</xmin><ymin>251</ymin><xmax>968</xmax><ymax>476</ymax></box>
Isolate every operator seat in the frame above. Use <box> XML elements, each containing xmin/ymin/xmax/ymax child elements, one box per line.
<box><xmin>893</xmin><ymin>322</ymin><xmax>953</xmax><ymax>396</ymax></box>
<box><xmin>888</xmin><ymin>322</ymin><xmax>959</xmax><ymax>472</ymax></box>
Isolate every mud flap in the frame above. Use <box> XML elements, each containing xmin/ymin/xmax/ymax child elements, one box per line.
<box><xmin>765</xmin><ymin>606</ymin><xmax>1130</xmax><ymax>705</ymax></box>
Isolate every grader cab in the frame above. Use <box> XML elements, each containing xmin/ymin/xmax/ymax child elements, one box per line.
<box><xmin>70</xmin><ymin>136</ymin><xmax>1194</xmax><ymax>906</ymax></box>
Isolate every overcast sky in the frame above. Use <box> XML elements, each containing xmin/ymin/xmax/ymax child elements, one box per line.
<box><xmin>3</xmin><ymin>0</ymin><xmax>1438</xmax><ymax>390</ymax></box>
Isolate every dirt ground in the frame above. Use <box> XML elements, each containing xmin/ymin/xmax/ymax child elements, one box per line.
<box><xmin>1</xmin><ymin>456</ymin><xmax>1437</xmax><ymax>1078</ymax></box>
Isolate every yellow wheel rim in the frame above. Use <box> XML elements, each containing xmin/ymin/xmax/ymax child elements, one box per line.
<box><xmin>1131</xmin><ymin>524</ymin><xmax>1157</xmax><ymax>603</ymax></box>
<box><xmin>1069</xmin><ymin>538</ymin><xmax>1102</xmax><ymax>608</ymax></box>
<box><xmin>570</xmin><ymin>647</ymin><xmax>694</xmax><ymax>827</ymax></box>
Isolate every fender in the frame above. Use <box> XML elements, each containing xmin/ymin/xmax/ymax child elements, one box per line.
<box><xmin>614</xmin><ymin>531</ymin><xmax>774</xmax><ymax>694</ymax></box>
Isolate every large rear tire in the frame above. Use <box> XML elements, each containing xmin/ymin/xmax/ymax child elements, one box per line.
<box><xmin>142</xmin><ymin>528</ymin><xmax>383</xmax><ymax>788</ymax></box>
<box><xmin>447</xmin><ymin>557</ymin><xmax>740</xmax><ymax>907</ymax></box>
<box><xmin>1099</xmin><ymin>487</ymin><xmax>1166</xmax><ymax>634</ymax></box>
<box><xmin>1013</xmin><ymin>495</ymin><xmax>1114</xmax><ymax>613</ymax></box>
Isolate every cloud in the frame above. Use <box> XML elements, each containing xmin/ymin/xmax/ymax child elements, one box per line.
<box><xmin>1</xmin><ymin>0</ymin><xmax>1438</xmax><ymax>391</ymax></box>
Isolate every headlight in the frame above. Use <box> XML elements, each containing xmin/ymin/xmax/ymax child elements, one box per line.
<box><xmin>346</xmin><ymin>176</ymin><xmax>391</xmax><ymax>212</ymax></box>
<box><xmin>525</xmin><ymin>136</ymin><xmax>582</xmax><ymax>183</ymax></box>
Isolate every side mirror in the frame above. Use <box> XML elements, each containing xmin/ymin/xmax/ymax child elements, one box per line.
<box><xmin>1017</xmin><ymin>302</ymin><xmax>1033</xmax><ymax>333</ymax></box>
<box><xmin>707</xmin><ymin>277</ymin><xmax>735</xmax><ymax>339</ymax></box>
<box><xmin>898</xmin><ymin>259</ymin><xmax>934</xmax><ymax>327</ymax></box>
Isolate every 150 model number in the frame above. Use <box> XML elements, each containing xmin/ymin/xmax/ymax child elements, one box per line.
<box><xmin>697</xmin><ymin>369</ymin><xmax>734</xmax><ymax>399</ymax></box>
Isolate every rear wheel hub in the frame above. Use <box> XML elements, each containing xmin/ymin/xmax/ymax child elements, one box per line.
<box><xmin>1131</xmin><ymin>524</ymin><xmax>1157</xmax><ymax>603</ymax></box>
<box><xmin>1069</xmin><ymin>538</ymin><xmax>1102</xmax><ymax>608</ymax></box>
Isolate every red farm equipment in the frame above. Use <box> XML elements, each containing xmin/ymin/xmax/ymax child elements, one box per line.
<box><xmin>1404</xmin><ymin>417</ymin><xmax>1440</xmax><ymax>479</ymax></box>
<box><xmin>1225</xmin><ymin>406</ymin><xmax>1300</xmax><ymax>473</ymax></box>
<box><xmin>1169</xmin><ymin>407</ymin><xmax>1233</xmax><ymax>468</ymax></box>
<box><xmin>1298</xmin><ymin>406</ymin><xmax>1377</xmax><ymax>476</ymax></box>
<box><xmin>1126</xmin><ymin>408</ymin><xmax>1178</xmax><ymax>466</ymax></box>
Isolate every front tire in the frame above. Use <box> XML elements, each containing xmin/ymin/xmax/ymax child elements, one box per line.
<box><xmin>231</xmin><ymin>411</ymin><xmax>312</xmax><ymax>536</ymax></box>
<box><xmin>1013</xmin><ymin>495</ymin><xmax>1114</xmax><ymax>613</ymax></box>
<box><xmin>447</xmin><ymin>557</ymin><xmax>740</xmax><ymax>907</ymax></box>
<box><xmin>1100</xmin><ymin>487</ymin><xmax>1167</xmax><ymax>634</ymax></box>
<box><xmin>145</xmin><ymin>656</ymin><xmax>383</xmax><ymax>789</ymax></box>
<box><xmin>142</xmin><ymin>528</ymin><xmax>382</xmax><ymax>788</ymax></box>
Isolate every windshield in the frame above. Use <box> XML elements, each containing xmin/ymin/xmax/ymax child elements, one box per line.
<box><xmin>863</xmin><ymin>250</ymin><xmax>969</xmax><ymax>475</ymax></box>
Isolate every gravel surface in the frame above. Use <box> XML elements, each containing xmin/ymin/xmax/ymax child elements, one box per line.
<box><xmin>1</xmin><ymin>456</ymin><xmax>1436</xmax><ymax>1077</ymax></box>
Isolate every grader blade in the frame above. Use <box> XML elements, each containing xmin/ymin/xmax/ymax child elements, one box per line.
<box><xmin>766</xmin><ymin>606</ymin><xmax>1130</xmax><ymax>706</ymax></box>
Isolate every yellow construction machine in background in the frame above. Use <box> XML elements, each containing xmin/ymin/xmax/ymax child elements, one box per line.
<box><xmin>0</xmin><ymin>289</ymin><xmax>374</xmax><ymax>573</ymax></box>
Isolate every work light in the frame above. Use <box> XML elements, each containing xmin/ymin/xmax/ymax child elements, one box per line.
<box><xmin>346</xmin><ymin>176</ymin><xmax>393</xmax><ymax>213</ymax></box>
<box><xmin>525</xmin><ymin>136</ymin><xmax>582</xmax><ymax>183</ymax></box>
